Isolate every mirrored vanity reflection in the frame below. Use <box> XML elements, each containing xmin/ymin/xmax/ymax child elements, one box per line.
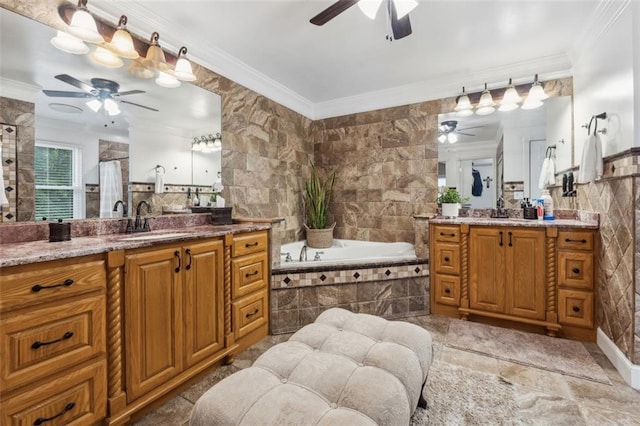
<box><xmin>437</xmin><ymin>95</ymin><xmax>572</xmax><ymax>209</ymax></box>
<box><xmin>0</xmin><ymin>7</ymin><xmax>222</xmax><ymax>222</ymax></box>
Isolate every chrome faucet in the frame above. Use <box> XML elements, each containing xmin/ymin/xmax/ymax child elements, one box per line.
<box><xmin>492</xmin><ymin>196</ymin><xmax>509</xmax><ymax>218</ymax></box>
<box><xmin>131</xmin><ymin>200</ymin><xmax>152</xmax><ymax>233</ymax></box>
<box><xmin>113</xmin><ymin>200</ymin><xmax>128</xmax><ymax>217</ymax></box>
<box><xmin>299</xmin><ymin>245</ymin><xmax>308</xmax><ymax>262</ymax></box>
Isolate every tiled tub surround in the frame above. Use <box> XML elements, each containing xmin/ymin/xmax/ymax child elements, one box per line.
<box><xmin>270</xmin><ymin>260</ymin><xmax>429</xmax><ymax>334</ymax></box>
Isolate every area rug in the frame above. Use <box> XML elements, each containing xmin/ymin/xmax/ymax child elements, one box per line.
<box><xmin>410</xmin><ymin>361</ymin><xmax>519</xmax><ymax>425</ymax></box>
<box><xmin>445</xmin><ymin>319</ymin><xmax>611</xmax><ymax>385</ymax></box>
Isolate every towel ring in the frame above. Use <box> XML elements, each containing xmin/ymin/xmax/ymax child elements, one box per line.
<box><xmin>155</xmin><ymin>165</ymin><xmax>166</xmax><ymax>173</ymax></box>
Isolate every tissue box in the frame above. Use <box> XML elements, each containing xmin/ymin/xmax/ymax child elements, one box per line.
<box><xmin>49</xmin><ymin>220</ymin><xmax>71</xmax><ymax>242</ymax></box>
<box><xmin>211</xmin><ymin>207</ymin><xmax>232</xmax><ymax>225</ymax></box>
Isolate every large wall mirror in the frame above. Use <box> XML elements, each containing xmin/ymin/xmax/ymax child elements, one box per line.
<box><xmin>0</xmin><ymin>7</ymin><xmax>221</xmax><ymax>222</ymax></box>
<box><xmin>437</xmin><ymin>94</ymin><xmax>572</xmax><ymax>209</ymax></box>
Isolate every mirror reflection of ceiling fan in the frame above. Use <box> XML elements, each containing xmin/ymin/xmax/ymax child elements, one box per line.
<box><xmin>42</xmin><ymin>74</ymin><xmax>158</xmax><ymax>117</ymax></box>
<box><xmin>438</xmin><ymin>120</ymin><xmax>484</xmax><ymax>144</ymax></box>
<box><xmin>310</xmin><ymin>0</ymin><xmax>418</xmax><ymax>41</ymax></box>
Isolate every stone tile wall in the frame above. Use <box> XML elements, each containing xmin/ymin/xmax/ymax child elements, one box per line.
<box><xmin>270</xmin><ymin>262</ymin><xmax>429</xmax><ymax>334</ymax></box>
<box><xmin>1</xmin><ymin>123</ymin><xmax>17</xmax><ymax>222</ymax></box>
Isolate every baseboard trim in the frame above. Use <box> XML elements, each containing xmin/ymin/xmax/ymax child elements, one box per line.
<box><xmin>597</xmin><ymin>327</ymin><xmax>640</xmax><ymax>389</ymax></box>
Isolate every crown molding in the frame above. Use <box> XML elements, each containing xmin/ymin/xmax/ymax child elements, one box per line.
<box><xmin>0</xmin><ymin>77</ymin><xmax>40</xmax><ymax>103</ymax></box>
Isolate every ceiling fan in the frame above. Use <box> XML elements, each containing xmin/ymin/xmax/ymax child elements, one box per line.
<box><xmin>310</xmin><ymin>0</ymin><xmax>415</xmax><ymax>41</ymax></box>
<box><xmin>43</xmin><ymin>74</ymin><xmax>158</xmax><ymax>115</ymax></box>
<box><xmin>438</xmin><ymin>120</ymin><xmax>483</xmax><ymax>144</ymax></box>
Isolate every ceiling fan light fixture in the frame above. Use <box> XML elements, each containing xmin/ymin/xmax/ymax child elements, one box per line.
<box><xmin>90</xmin><ymin>46</ymin><xmax>124</xmax><ymax>68</ymax></box>
<box><xmin>67</xmin><ymin>0</ymin><xmax>104</xmax><ymax>44</ymax></box>
<box><xmin>171</xmin><ymin>46</ymin><xmax>197</xmax><ymax>82</ymax></box>
<box><xmin>86</xmin><ymin>98</ymin><xmax>102</xmax><ymax>112</ymax></box>
<box><xmin>358</xmin><ymin>0</ymin><xmax>384</xmax><ymax>19</ymax></box>
<box><xmin>395</xmin><ymin>0</ymin><xmax>419</xmax><ymax>19</ymax></box>
<box><xmin>156</xmin><ymin>71</ymin><xmax>181</xmax><ymax>88</ymax></box>
<box><xmin>142</xmin><ymin>32</ymin><xmax>171</xmax><ymax>72</ymax></box>
<box><xmin>50</xmin><ymin>30</ymin><xmax>89</xmax><ymax>54</ymax></box>
<box><xmin>104</xmin><ymin>98</ymin><xmax>121</xmax><ymax>116</ymax></box>
<box><xmin>438</xmin><ymin>134</ymin><xmax>447</xmax><ymax>143</ymax></box>
<box><xmin>105</xmin><ymin>15</ymin><xmax>139</xmax><ymax>59</ymax></box>
<box><xmin>447</xmin><ymin>133</ymin><xmax>458</xmax><ymax>144</ymax></box>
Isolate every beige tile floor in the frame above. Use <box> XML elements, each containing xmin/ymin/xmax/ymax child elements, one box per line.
<box><xmin>132</xmin><ymin>315</ymin><xmax>640</xmax><ymax>425</ymax></box>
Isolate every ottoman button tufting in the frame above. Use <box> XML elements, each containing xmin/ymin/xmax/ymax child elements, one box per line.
<box><xmin>281</xmin><ymin>378</ymin><xmax>288</xmax><ymax>384</ymax></box>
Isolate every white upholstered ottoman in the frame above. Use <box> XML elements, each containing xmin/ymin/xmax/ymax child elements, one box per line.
<box><xmin>190</xmin><ymin>308</ymin><xmax>433</xmax><ymax>425</ymax></box>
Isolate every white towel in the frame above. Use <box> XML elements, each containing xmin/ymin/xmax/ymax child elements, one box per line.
<box><xmin>578</xmin><ymin>133</ymin><xmax>603</xmax><ymax>183</ymax></box>
<box><xmin>99</xmin><ymin>160</ymin><xmax>123</xmax><ymax>218</ymax></box>
<box><xmin>538</xmin><ymin>157</ymin><xmax>550</xmax><ymax>190</ymax></box>
<box><xmin>155</xmin><ymin>170</ymin><xmax>164</xmax><ymax>194</ymax></box>
<box><xmin>545</xmin><ymin>156</ymin><xmax>556</xmax><ymax>187</ymax></box>
<box><xmin>0</xmin><ymin>145</ymin><xmax>8</xmax><ymax>206</ymax></box>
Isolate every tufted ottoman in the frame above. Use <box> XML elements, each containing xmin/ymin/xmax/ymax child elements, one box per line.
<box><xmin>190</xmin><ymin>308</ymin><xmax>433</xmax><ymax>425</ymax></box>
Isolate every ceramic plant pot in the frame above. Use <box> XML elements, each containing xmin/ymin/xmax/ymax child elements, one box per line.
<box><xmin>441</xmin><ymin>203</ymin><xmax>460</xmax><ymax>218</ymax></box>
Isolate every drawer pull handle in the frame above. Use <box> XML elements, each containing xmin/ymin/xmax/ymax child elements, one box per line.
<box><xmin>245</xmin><ymin>270</ymin><xmax>259</xmax><ymax>278</ymax></box>
<box><xmin>508</xmin><ymin>231</ymin><xmax>513</xmax><ymax>247</ymax></box>
<box><xmin>444</xmin><ymin>288</ymin><xmax>451</xmax><ymax>294</ymax></box>
<box><xmin>444</xmin><ymin>257</ymin><xmax>450</xmax><ymax>262</ymax></box>
<box><xmin>185</xmin><ymin>248</ymin><xmax>192</xmax><ymax>271</ymax></box>
<box><xmin>572</xmin><ymin>306</ymin><xmax>581</xmax><ymax>313</ymax></box>
<box><xmin>440</xmin><ymin>232</ymin><xmax>455</xmax><ymax>237</ymax></box>
<box><xmin>572</xmin><ymin>267</ymin><xmax>581</xmax><ymax>274</ymax></box>
<box><xmin>565</xmin><ymin>238</ymin><xmax>587</xmax><ymax>244</ymax></box>
<box><xmin>245</xmin><ymin>308</ymin><xmax>259</xmax><ymax>318</ymax></box>
<box><xmin>33</xmin><ymin>402</ymin><xmax>75</xmax><ymax>425</ymax></box>
<box><xmin>499</xmin><ymin>231</ymin><xmax>503</xmax><ymax>247</ymax></box>
<box><xmin>31</xmin><ymin>279</ymin><xmax>74</xmax><ymax>293</ymax></box>
<box><xmin>31</xmin><ymin>331</ymin><xmax>74</xmax><ymax>350</ymax></box>
<box><xmin>245</xmin><ymin>242</ymin><xmax>259</xmax><ymax>248</ymax></box>
<box><xmin>174</xmin><ymin>250</ymin><xmax>181</xmax><ymax>273</ymax></box>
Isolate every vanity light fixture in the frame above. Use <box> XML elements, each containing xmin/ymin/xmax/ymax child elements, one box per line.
<box><xmin>454</xmin><ymin>86</ymin><xmax>474</xmax><ymax>118</ymax></box>
<box><xmin>90</xmin><ymin>46</ymin><xmax>123</xmax><ymax>68</ymax></box>
<box><xmin>50</xmin><ymin>30</ymin><xmax>89</xmax><ymax>54</ymax></box>
<box><xmin>67</xmin><ymin>0</ymin><xmax>104</xmax><ymax>44</ymax></box>
<box><xmin>522</xmin><ymin>74</ymin><xmax>548</xmax><ymax>110</ymax></box>
<box><xmin>142</xmin><ymin>32</ymin><xmax>171</xmax><ymax>72</ymax></box>
<box><xmin>498</xmin><ymin>78</ymin><xmax>521</xmax><ymax>112</ymax></box>
<box><xmin>192</xmin><ymin>137</ymin><xmax>202</xmax><ymax>151</ymax></box>
<box><xmin>171</xmin><ymin>47</ymin><xmax>197</xmax><ymax>82</ymax></box>
<box><xmin>475</xmin><ymin>83</ymin><xmax>495</xmax><ymax>116</ymax></box>
<box><xmin>105</xmin><ymin>15</ymin><xmax>139</xmax><ymax>59</ymax></box>
<box><xmin>155</xmin><ymin>71</ymin><xmax>181</xmax><ymax>88</ymax></box>
<box><xmin>193</xmin><ymin>133</ymin><xmax>222</xmax><ymax>152</ymax></box>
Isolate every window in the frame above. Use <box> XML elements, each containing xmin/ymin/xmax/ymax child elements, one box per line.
<box><xmin>35</xmin><ymin>142</ymin><xmax>82</xmax><ymax>220</ymax></box>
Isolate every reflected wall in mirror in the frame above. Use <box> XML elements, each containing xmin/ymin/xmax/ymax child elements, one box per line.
<box><xmin>438</xmin><ymin>93</ymin><xmax>572</xmax><ymax>210</ymax></box>
<box><xmin>0</xmin><ymin>7</ymin><xmax>221</xmax><ymax>222</ymax></box>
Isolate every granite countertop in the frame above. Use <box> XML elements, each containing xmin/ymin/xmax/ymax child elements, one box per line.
<box><xmin>428</xmin><ymin>216</ymin><xmax>598</xmax><ymax>229</ymax></box>
<box><xmin>0</xmin><ymin>223</ymin><xmax>271</xmax><ymax>268</ymax></box>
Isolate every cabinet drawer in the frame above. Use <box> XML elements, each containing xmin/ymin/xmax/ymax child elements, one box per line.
<box><xmin>557</xmin><ymin>231</ymin><xmax>595</xmax><ymax>251</ymax></box>
<box><xmin>433</xmin><ymin>225</ymin><xmax>460</xmax><ymax>243</ymax></box>
<box><xmin>434</xmin><ymin>243</ymin><xmax>460</xmax><ymax>275</ymax></box>
<box><xmin>232</xmin><ymin>290</ymin><xmax>268</xmax><ymax>340</ymax></box>
<box><xmin>558</xmin><ymin>289</ymin><xmax>594</xmax><ymax>328</ymax></box>
<box><xmin>232</xmin><ymin>252</ymin><xmax>268</xmax><ymax>299</ymax></box>
<box><xmin>0</xmin><ymin>257</ymin><xmax>106</xmax><ymax>312</ymax></box>
<box><xmin>1</xmin><ymin>294</ymin><xmax>106</xmax><ymax>392</ymax></box>
<box><xmin>434</xmin><ymin>274</ymin><xmax>460</xmax><ymax>306</ymax></box>
<box><xmin>233</xmin><ymin>231</ymin><xmax>268</xmax><ymax>257</ymax></box>
<box><xmin>558</xmin><ymin>251</ymin><xmax>594</xmax><ymax>290</ymax></box>
<box><xmin>1</xmin><ymin>360</ymin><xmax>107</xmax><ymax>426</ymax></box>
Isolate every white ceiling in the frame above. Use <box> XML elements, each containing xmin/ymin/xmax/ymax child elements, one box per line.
<box><xmin>86</xmin><ymin>0</ymin><xmax>610</xmax><ymax>119</ymax></box>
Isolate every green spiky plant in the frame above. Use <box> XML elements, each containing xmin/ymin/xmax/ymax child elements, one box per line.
<box><xmin>303</xmin><ymin>162</ymin><xmax>336</xmax><ymax>229</ymax></box>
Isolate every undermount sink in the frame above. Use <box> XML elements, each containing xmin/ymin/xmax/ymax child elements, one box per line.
<box><xmin>119</xmin><ymin>232</ymin><xmax>193</xmax><ymax>241</ymax></box>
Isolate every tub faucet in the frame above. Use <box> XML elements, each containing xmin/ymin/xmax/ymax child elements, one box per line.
<box><xmin>313</xmin><ymin>251</ymin><xmax>324</xmax><ymax>261</ymax></box>
<box><xmin>113</xmin><ymin>200</ymin><xmax>127</xmax><ymax>217</ymax></box>
<box><xmin>299</xmin><ymin>245</ymin><xmax>307</xmax><ymax>262</ymax></box>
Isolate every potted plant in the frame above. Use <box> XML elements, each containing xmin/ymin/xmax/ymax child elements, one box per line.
<box><xmin>437</xmin><ymin>187</ymin><xmax>467</xmax><ymax>218</ymax></box>
<box><xmin>303</xmin><ymin>162</ymin><xmax>336</xmax><ymax>248</ymax></box>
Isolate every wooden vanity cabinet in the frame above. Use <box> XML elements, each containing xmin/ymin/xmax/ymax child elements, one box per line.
<box><xmin>124</xmin><ymin>238</ymin><xmax>225</xmax><ymax>403</ymax></box>
<box><xmin>0</xmin><ymin>255</ymin><xmax>108</xmax><ymax>425</ymax></box>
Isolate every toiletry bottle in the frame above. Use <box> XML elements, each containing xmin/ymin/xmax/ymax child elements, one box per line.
<box><xmin>186</xmin><ymin>187</ymin><xmax>193</xmax><ymax>208</ymax></box>
<box><xmin>536</xmin><ymin>199</ymin><xmax>544</xmax><ymax>223</ymax></box>
<box><xmin>541</xmin><ymin>189</ymin><xmax>554</xmax><ymax>220</ymax></box>
<box><xmin>193</xmin><ymin>188</ymin><xmax>200</xmax><ymax>207</ymax></box>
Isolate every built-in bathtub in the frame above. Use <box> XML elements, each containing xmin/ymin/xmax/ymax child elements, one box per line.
<box><xmin>270</xmin><ymin>239</ymin><xmax>429</xmax><ymax>335</ymax></box>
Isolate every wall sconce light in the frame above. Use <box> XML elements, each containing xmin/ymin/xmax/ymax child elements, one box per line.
<box><xmin>171</xmin><ymin>47</ymin><xmax>197</xmax><ymax>82</ymax></box>
<box><xmin>475</xmin><ymin>83</ymin><xmax>495</xmax><ymax>116</ymax></box>
<box><xmin>142</xmin><ymin>32</ymin><xmax>170</xmax><ymax>72</ymax></box>
<box><xmin>67</xmin><ymin>0</ymin><xmax>104</xmax><ymax>43</ymax></box>
<box><xmin>454</xmin><ymin>86</ymin><xmax>473</xmax><ymax>118</ymax></box>
<box><xmin>522</xmin><ymin>74</ymin><xmax>548</xmax><ymax>110</ymax></box>
<box><xmin>50</xmin><ymin>30</ymin><xmax>89</xmax><ymax>54</ymax></box>
<box><xmin>105</xmin><ymin>15</ymin><xmax>139</xmax><ymax>59</ymax></box>
<box><xmin>498</xmin><ymin>78</ymin><xmax>521</xmax><ymax>112</ymax></box>
<box><xmin>156</xmin><ymin>71</ymin><xmax>181</xmax><ymax>88</ymax></box>
<box><xmin>90</xmin><ymin>46</ymin><xmax>123</xmax><ymax>68</ymax></box>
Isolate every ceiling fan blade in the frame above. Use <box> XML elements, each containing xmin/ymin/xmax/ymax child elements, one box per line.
<box><xmin>54</xmin><ymin>74</ymin><xmax>94</xmax><ymax>93</ymax></box>
<box><xmin>390</xmin><ymin>1</ymin><xmax>412</xmax><ymax>40</ymax></box>
<box><xmin>113</xmin><ymin>90</ymin><xmax>145</xmax><ymax>97</ymax></box>
<box><xmin>310</xmin><ymin>0</ymin><xmax>358</xmax><ymax>26</ymax></box>
<box><xmin>457</xmin><ymin>132</ymin><xmax>476</xmax><ymax>137</ymax></box>
<box><xmin>120</xmin><ymin>100</ymin><xmax>159</xmax><ymax>112</ymax></box>
<box><xmin>458</xmin><ymin>125</ymin><xmax>485</xmax><ymax>131</ymax></box>
<box><xmin>42</xmin><ymin>90</ymin><xmax>94</xmax><ymax>98</ymax></box>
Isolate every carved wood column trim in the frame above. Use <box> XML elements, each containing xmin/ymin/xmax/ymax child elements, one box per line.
<box><xmin>223</xmin><ymin>233</ymin><xmax>234</xmax><ymax>349</ymax></box>
<box><xmin>106</xmin><ymin>250</ymin><xmax>127</xmax><ymax>414</ymax></box>
<box><xmin>545</xmin><ymin>227</ymin><xmax>558</xmax><ymax>325</ymax></box>
<box><xmin>460</xmin><ymin>224</ymin><xmax>470</xmax><ymax>315</ymax></box>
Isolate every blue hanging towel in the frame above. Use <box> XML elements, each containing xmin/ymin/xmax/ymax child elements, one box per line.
<box><xmin>472</xmin><ymin>169</ymin><xmax>483</xmax><ymax>196</ymax></box>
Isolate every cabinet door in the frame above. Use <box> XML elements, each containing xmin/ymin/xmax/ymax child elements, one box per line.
<box><xmin>469</xmin><ymin>228</ymin><xmax>505</xmax><ymax>313</ymax></box>
<box><xmin>124</xmin><ymin>246</ymin><xmax>183</xmax><ymax>403</ymax></box>
<box><xmin>505</xmin><ymin>229</ymin><xmax>546</xmax><ymax>320</ymax></box>
<box><xmin>184</xmin><ymin>239</ymin><xmax>225</xmax><ymax>368</ymax></box>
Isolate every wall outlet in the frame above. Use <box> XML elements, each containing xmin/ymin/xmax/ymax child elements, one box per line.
<box><xmin>514</xmin><ymin>191</ymin><xmax>524</xmax><ymax>200</ymax></box>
